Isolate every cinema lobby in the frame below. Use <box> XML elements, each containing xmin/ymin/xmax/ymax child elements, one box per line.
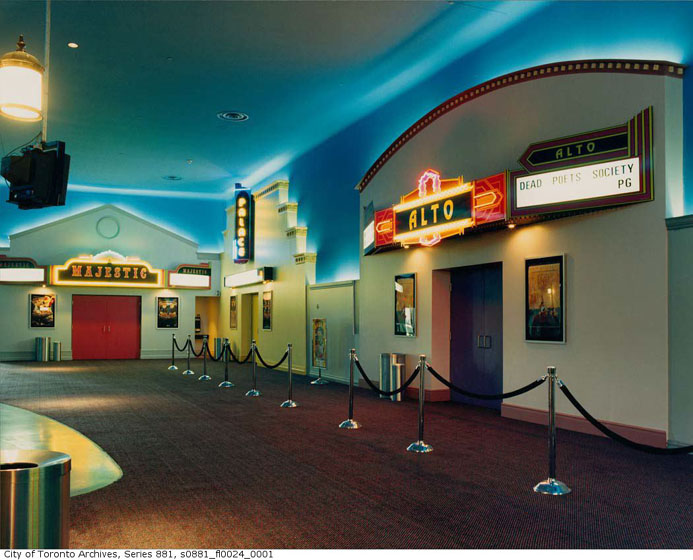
<box><xmin>0</xmin><ymin>0</ymin><xmax>692</xmax><ymax>553</ymax></box>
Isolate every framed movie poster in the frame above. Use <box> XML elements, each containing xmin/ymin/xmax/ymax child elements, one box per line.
<box><xmin>394</xmin><ymin>273</ymin><xmax>416</xmax><ymax>337</ymax></box>
<box><xmin>525</xmin><ymin>255</ymin><xmax>565</xmax><ymax>343</ymax></box>
<box><xmin>30</xmin><ymin>293</ymin><xmax>56</xmax><ymax>328</ymax></box>
<box><xmin>312</xmin><ymin>318</ymin><xmax>327</xmax><ymax>369</ymax></box>
<box><xmin>157</xmin><ymin>296</ymin><xmax>179</xmax><ymax>329</ymax></box>
<box><xmin>262</xmin><ymin>291</ymin><xmax>272</xmax><ymax>331</ymax></box>
<box><xmin>229</xmin><ymin>295</ymin><xmax>238</xmax><ymax>329</ymax></box>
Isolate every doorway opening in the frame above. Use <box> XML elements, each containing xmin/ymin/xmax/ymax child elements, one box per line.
<box><xmin>72</xmin><ymin>295</ymin><xmax>141</xmax><ymax>360</ymax></box>
<box><xmin>449</xmin><ymin>262</ymin><xmax>503</xmax><ymax>410</ymax></box>
<box><xmin>194</xmin><ymin>296</ymin><xmax>220</xmax><ymax>354</ymax></box>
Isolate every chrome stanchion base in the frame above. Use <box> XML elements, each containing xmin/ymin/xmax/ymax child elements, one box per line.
<box><xmin>245</xmin><ymin>389</ymin><xmax>261</xmax><ymax>397</ymax></box>
<box><xmin>311</xmin><ymin>377</ymin><xmax>329</xmax><ymax>385</ymax></box>
<box><xmin>218</xmin><ymin>380</ymin><xmax>234</xmax><ymax>388</ymax></box>
<box><xmin>533</xmin><ymin>478</ymin><xmax>571</xmax><ymax>496</ymax></box>
<box><xmin>182</xmin><ymin>369</ymin><xmax>195</xmax><ymax>376</ymax></box>
<box><xmin>198</xmin><ymin>374</ymin><xmax>212</xmax><ymax>381</ymax></box>
<box><xmin>168</xmin><ymin>365</ymin><xmax>178</xmax><ymax>371</ymax></box>
<box><xmin>406</xmin><ymin>440</ymin><xmax>433</xmax><ymax>453</ymax></box>
<box><xmin>338</xmin><ymin>418</ymin><xmax>361</xmax><ymax>429</ymax></box>
<box><xmin>280</xmin><ymin>399</ymin><xmax>298</xmax><ymax>408</ymax></box>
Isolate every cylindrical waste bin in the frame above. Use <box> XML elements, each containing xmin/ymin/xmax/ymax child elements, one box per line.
<box><xmin>52</xmin><ymin>342</ymin><xmax>62</xmax><ymax>362</ymax></box>
<box><xmin>214</xmin><ymin>337</ymin><xmax>224</xmax><ymax>358</ymax></box>
<box><xmin>35</xmin><ymin>337</ymin><xmax>49</xmax><ymax>362</ymax></box>
<box><xmin>1</xmin><ymin>450</ymin><xmax>71</xmax><ymax>549</ymax></box>
<box><xmin>380</xmin><ymin>353</ymin><xmax>405</xmax><ymax>402</ymax></box>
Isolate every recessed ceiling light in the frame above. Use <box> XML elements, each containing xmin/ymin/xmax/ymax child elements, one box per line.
<box><xmin>162</xmin><ymin>175</ymin><xmax>182</xmax><ymax>181</ymax></box>
<box><xmin>217</xmin><ymin>111</ymin><xmax>249</xmax><ymax>122</ymax></box>
<box><xmin>67</xmin><ymin>42</ymin><xmax>79</xmax><ymax>49</ymax></box>
<box><xmin>186</xmin><ymin>159</ymin><xmax>193</xmax><ymax>165</ymax></box>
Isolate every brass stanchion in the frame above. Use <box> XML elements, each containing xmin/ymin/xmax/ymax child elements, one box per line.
<box><xmin>245</xmin><ymin>339</ymin><xmax>261</xmax><ymax>397</ymax></box>
<box><xmin>168</xmin><ymin>334</ymin><xmax>178</xmax><ymax>371</ymax></box>
<box><xmin>311</xmin><ymin>366</ymin><xmax>329</xmax><ymax>385</ymax></box>
<box><xmin>338</xmin><ymin>348</ymin><xmax>360</xmax><ymax>429</ymax></box>
<box><xmin>198</xmin><ymin>335</ymin><xmax>211</xmax><ymax>381</ymax></box>
<box><xmin>280</xmin><ymin>344</ymin><xmax>298</xmax><ymax>408</ymax></box>
<box><xmin>533</xmin><ymin>366</ymin><xmax>571</xmax><ymax>495</ymax></box>
<box><xmin>218</xmin><ymin>339</ymin><xmax>234</xmax><ymax>388</ymax></box>
<box><xmin>182</xmin><ymin>334</ymin><xmax>194</xmax><ymax>376</ymax></box>
<box><xmin>407</xmin><ymin>355</ymin><xmax>432</xmax><ymax>453</ymax></box>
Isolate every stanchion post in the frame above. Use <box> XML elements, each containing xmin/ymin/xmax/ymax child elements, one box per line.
<box><xmin>339</xmin><ymin>348</ymin><xmax>360</xmax><ymax>429</ymax></box>
<box><xmin>407</xmin><ymin>355</ymin><xmax>433</xmax><ymax>453</ymax></box>
<box><xmin>311</xmin><ymin>366</ymin><xmax>329</xmax><ymax>385</ymax></box>
<box><xmin>198</xmin><ymin>335</ymin><xmax>211</xmax><ymax>381</ymax></box>
<box><xmin>533</xmin><ymin>366</ymin><xmax>571</xmax><ymax>495</ymax></box>
<box><xmin>183</xmin><ymin>334</ymin><xmax>194</xmax><ymax>376</ymax></box>
<box><xmin>219</xmin><ymin>338</ymin><xmax>234</xmax><ymax>388</ymax></box>
<box><xmin>245</xmin><ymin>339</ymin><xmax>261</xmax><ymax>397</ymax></box>
<box><xmin>280</xmin><ymin>343</ymin><xmax>298</xmax><ymax>408</ymax></box>
<box><xmin>168</xmin><ymin>334</ymin><xmax>178</xmax><ymax>371</ymax></box>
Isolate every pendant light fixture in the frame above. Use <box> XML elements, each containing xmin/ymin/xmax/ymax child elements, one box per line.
<box><xmin>0</xmin><ymin>35</ymin><xmax>45</xmax><ymax>122</ymax></box>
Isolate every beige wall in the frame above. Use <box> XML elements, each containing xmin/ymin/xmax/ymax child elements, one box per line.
<box><xmin>667</xmin><ymin>217</ymin><xmax>693</xmax><ymax>445</ymax></box>
<box><xmin>359</xmin><ymin>72</ymin><xmax>681</xmax><ymax>434</ymax></box>
<box><xmin>0</xmin><ymin>205</ymin><xmax>220</xmax><ymax>360</ymax></box>
<box><xmin>307</xmin><ymin>281</ymin><xmax>356</xmax><ymax>383</ymax></box>
<box><xmin>218</xmin><ymin>184</ymin><xmax>315</xmax><ymax>374</ymax></box>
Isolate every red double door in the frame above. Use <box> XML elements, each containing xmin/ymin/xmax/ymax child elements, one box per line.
<box><xmin>72</xmin><ymin>295</ymin><xmax>141</xmax><ymax>360</ymax></box>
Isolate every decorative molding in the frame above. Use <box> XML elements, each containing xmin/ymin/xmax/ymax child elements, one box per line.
<box><xmin>666</xmin><ymin>215</ymin><xmax>693</xmax><ymax>230</ymax></box>
<box><xmin>308</xmin><ymin>280</ymin><xmax>356</xmax><ymax>291</ymax></box>
<box><xmin>286</xmin><ymin>226</ymin><xmax>308</xmax><ymax>238</ymax></box>
<box><xmin>357</xmin><ymin>58</ymin><xmax>686</xmax><ymax>193</ymax></box>
<box><xmin>404</xmin><ymin>387</ymin><xmax>451</xmax><ymax>402</ymax></box>
<box><xmin>254</xmin><ymin>180</ymin><xmax>289</xmax><ymax>200</ymax></box>
<box><xmin>0</xmin><ymin>351</ymin><xmax>35</xmax><ymax>361</ymax></box>
<box><xmin>9</xmin><ymin>204</ymin><xmax>199</xmax><ymax>248</ymax></box>
<box><xmin>140</xmin><ymin>350</ymin><xmax>171</xmax><ymax>359</ymax></box>
<box><xmin>501</xmin><ymin>403</ymin><xmax>667</xmax><ymax>448</ymax></box>
<box><xmin>277</xmin><ymin>202</ymin><xmax>298</xmax><ymax>214</ymax></box>
<box><xmin>293</xmin><ymin>252</ymin><xmax>317</xmax><ymax>265</ymax></box>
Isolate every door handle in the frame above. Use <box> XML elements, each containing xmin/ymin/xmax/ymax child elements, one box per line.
<box><xmin>485</xmin><ymin>335</ymin><xmax>491</xmax><ymax>349</ymax></box>
<box><xmin>108</xmin><ymin>325</ymin><xmax>111</xmax><ymax>333</ymax></box>
<box><xmin>102</xmin><ymin>325</ymin><xmax>106</xmax><ymax>333</ymax></box>
<box><xmin>477</xmin><ymin>335</ymin><xmax>483</xmax><ymax>348</ymax></box>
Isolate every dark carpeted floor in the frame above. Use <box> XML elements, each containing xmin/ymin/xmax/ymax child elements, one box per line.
<box><xmin>0</xmin><ymin>359</ymin><xmax>691</xmax><ymax>549</ymax></box>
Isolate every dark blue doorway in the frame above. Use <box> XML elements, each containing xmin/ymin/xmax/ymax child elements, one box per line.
<box><xmin>449</xmin><ymin>262</ymin><xmax>503</xmax><ymax>410</ymax></box>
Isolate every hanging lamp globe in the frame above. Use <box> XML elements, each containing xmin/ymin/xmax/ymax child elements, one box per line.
<box><xmin>0</xmin><ymin>35</ymin><xmax>44</xmax><ymax>122</ymax></box>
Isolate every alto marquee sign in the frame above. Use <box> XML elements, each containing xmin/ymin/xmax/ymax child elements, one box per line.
<box><xmin>0</xmin><ymin>256</ymin><xmax>45</xmax><ymax>284</ymax></box>
<box><xmin>168</xmin><ymin>264</ymin><xmax>212</xmax><ymax>289</ymax></box>
<box><xmin>364</xmin><ymin>108</ymin><xmax>653</xmax><ymax>254</ymax></box>
<box><xmin>371</xmin><ymin>169</ymin><xmax>507</xmax><ymax>250</ymax></box>
<box><xmin>52</xmin><ymin>251</ymin><xmax>164</xmax><ymax>288</ymax></box>
<box><xmin>510</xmin><ymin>107</ymin><xmax>653</xmax><ymax>217</ymax></box>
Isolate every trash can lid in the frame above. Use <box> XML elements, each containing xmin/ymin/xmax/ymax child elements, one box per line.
<box><xmin>1</xmin><ymin>449</ymin><xmax>71</xmax><ymax>483</ymax></box>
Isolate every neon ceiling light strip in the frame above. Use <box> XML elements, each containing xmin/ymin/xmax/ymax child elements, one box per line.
<box><xmin>393</xmin><ymin>184</ymin><xmax>473</xmax><ymax>213</ymax></box>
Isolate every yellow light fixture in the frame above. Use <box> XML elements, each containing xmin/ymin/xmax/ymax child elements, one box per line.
<box><xmin>0</xmin><ymin>35</ymin><xmax>44</xmax><ymax>122</ymax></box>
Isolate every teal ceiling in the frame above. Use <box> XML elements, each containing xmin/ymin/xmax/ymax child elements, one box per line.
<box><xmin>0</xmin><ymin>1</ymin><xmax>545</xmax><ymax>198</ymax></box>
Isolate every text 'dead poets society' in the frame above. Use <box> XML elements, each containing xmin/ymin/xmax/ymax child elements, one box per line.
<box><xmin>515</xmin><ymin>157</ymin><xmax>640</xmax><ymax>208</ymax></box>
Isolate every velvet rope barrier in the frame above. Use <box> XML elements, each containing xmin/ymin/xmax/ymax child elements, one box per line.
<box><xmin>559</xmin><ymin>382</ymin><xmax>693</xmax><ymax>455</ymax></box>
<box><xmin>354</xmin><ymin>358</ymin><xmax>420</xmax><ymax>397</ymax></box>
<box><xmin>427</xmin><ymin>364</ymin><xmax>546</xmax><ymax>400</ymax></box>
<box><xmin>205</xmin><ymin>341</ymin><xmax>225</xmax><ymax>362</ymax></box>
<box><xmin>188</xmin><ymin>339</ymin><xmax>205</xmax><ymax>358</ymax></box>
<box><xmin>173</xmin><ymin>337</ymin><xmax>188</xmax><ymax>353</ymax></box>
<box><xmin>254</xmin><ymin>347</ymin><xmax>289</xmax><ymax>369</ymax></box>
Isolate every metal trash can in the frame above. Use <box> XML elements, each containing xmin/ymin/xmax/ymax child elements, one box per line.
<box><xmin>35</xmin><ymin>337</ymin><xmax>49</xmax><ymax>362</ymax></box>
<box><xmin>51</xmin><ymin>341</ymin><xmax>62</xmax><ymax>362</ymax></box>
<box><xmin>0</xmin><ymin>450</ymin><xmax>71</xmax><ymax>549</ymax></box>
<box><xmin>214</xmin><ymin>337</ymin><xmax>224</xmax><ymax>358</ymax></box>
<box><xmin>380</xmin><ymin>353</ymin><xmax>405</xmax><ymax>402</ymax></box>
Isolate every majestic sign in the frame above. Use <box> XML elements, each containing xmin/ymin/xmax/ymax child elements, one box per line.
<box><xmin>52</xmin><ymin>251</ymin><xmax>164</xmax><ymax>287</ymax></box>
<box><xmin>0</xmin><ymin>256</ymin><xmax>45</xmax><ymax>284</ymax></box>
<box><xmin>168</xmin><ymin>264</ymin><xmax>212</xmax><ymax>289</ymax></box>
<box><xmin>511</xmin><ymin>107</ymin><xmax>653</xmax><ymax>217</ymax></box>
<box><xmin>234</xmin><ymin>189</ymin><xmax>254</xmax><ymax>264</ymax></box>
